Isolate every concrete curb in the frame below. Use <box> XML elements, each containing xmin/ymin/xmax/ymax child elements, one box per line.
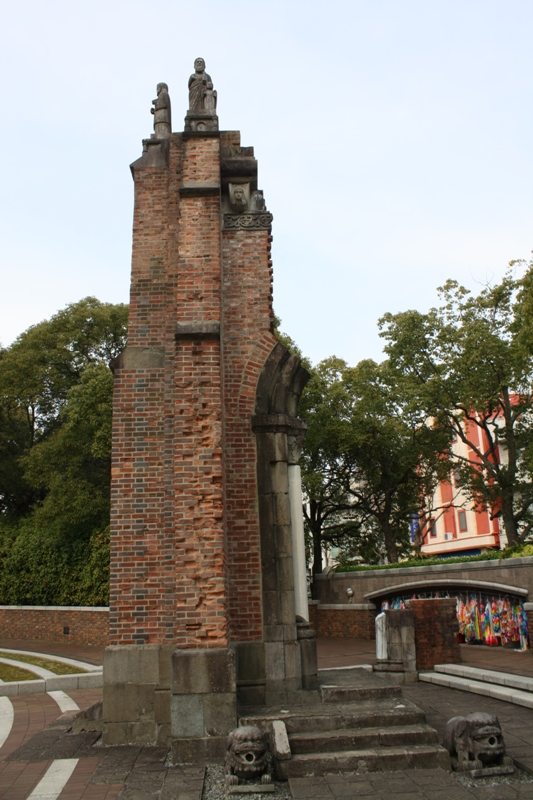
<box><xmin>0</xmin><ymin>670</ymin><xmax>103</xmax><ymax>696</ymax></box>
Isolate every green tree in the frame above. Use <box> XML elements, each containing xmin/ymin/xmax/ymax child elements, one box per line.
<box><xmin>0</xmin><ymin>297</ymin><xmax>127</xmax><ymax>518</ymax></box>
<box><xmin>300</xmin><ymin>357</ymin><xmax>446</xmax><ymax>577</ymax></box>
<box><xmin>380</xmin><ymin>261</ymin><xmax>533</xmax><ymax>546</ymax></box>
<box><xmin>0</xmin><ymin>298</ymin><xmax>127</xmax><ymax>604</ymax></box>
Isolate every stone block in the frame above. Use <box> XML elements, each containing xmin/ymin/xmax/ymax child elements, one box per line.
<box><xmin>263</xmin><ymin>594</ymin><xmax>281</xmax><ymax>627</ymax></box>
<box><xmin>274</xmin><ymin>524</ymin><xmax>292</xmax><ymax>559</ymax></box>
<box><xmin>103</xmin><ymin>721</ymin><xmax>131</xmax><ymax>745</ymax></box>
<box><xmin>156</xmin><ymin>722</ymin><xmax>171</xmax><ymax>746</ymax></box>
<box><xmin>46</xmin><ymin>675</ymin><xmax>79</xmax><ymax>691</ymax></box>
<box><xmin>155</xmin><ymin>689</ymin><xmax>171</xmax><ymax>724</ymax></box>
<box><xmin>104</xmin><ymin>645</ymin><xmax>161</xmax><ymax>685</ymax></box>
<box><xmin>78</xmin><ymin>672</ymin><xmax>104</xmax><ymax>688</ymax></box>
<box><xmin>264</xmin><ymin>642</ymin><xmax>286</xmax><ymax>681</ymax></box>
<box><xmin>103</xmin><ymin>683</ymin><xmax>156</xmax><ymax>723</ymax></box>
<box><xmin>171</xmin><ymin>648</ymin><xmax>235</xmax><ymax>695</ymax></box>
<box><xmin>171</xmin><ymin>694</ymin><xmax>204</xmax><ymax>738</ymax></box>
<box><xmin>237</xmin><ymin>684</ymin><xmax>266</xmax><ymax>706</ymax></box>
<box><xmin>271</xmin><ymin>720</ymin><xmax>291</xmax><ymax>760</ymax></box>
<box><xmin>129</xmin><ymin>720</ymin><xmax>158</xmax><ymax>744</ymax></box>
<box><xmin>17</xmin><ymin>680</ymin><xmax>45</xmax><ymax>695</ymax></box>
<box><xmin>159</xmin><ymin>645</ymin><xmax>175</xmax><ymax>688</ymax></box>
<box><xmin>270</xmin><ymin>462</ymin><xmax>288</xmax><ymax>494</ymax></box>
<box><xmin>172</xmin><ymin>736</ymin><xmax>227</xmax><ymax>764</ymax></box>
<box><xmin>234</xmin><ymin>641</ymin><xmax>265</xmax><ymax>683</ymax></box>
<box><xmin>258</xmin><ymin>432</ymin><xmax>288</xmax><ymax>463</ymax></box>
<box><xmin>203</xmin><ymin>692</ymin><xmax>237</xmax><ymax>736</ymax></box>
<box><xmin>0</xmin><ymin>683</ymin><xmax>18</xmax><ymax>696</ymax></box>
<box><xmin>283</xmin><ymin>641</ymin><xmax>302</xmax><ymax>681</ymax></box>
<box><xmin>279</xmin><ymin>591</ymin><xmax>296</xmax><ymax>625</ymax></box>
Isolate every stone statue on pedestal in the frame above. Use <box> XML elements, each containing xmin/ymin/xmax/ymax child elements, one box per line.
<box><xmin>151</xmin><ymin>83</ymin><xmax>171</xmax><ymax>139</ymax></box>
<box><xmin>188</xmin><ymin>58</ymin><xmax>213</xmax><ymax>112</ymax></box>
<box><xmin>185</xmin><ymin>58</ymin><xmax>219</xmax><ymax>132</ymax></box>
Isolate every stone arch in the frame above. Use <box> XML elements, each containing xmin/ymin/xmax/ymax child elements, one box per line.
<box><xmin>250</xmin><ymin>340</ymin><xmax>312</xmax><ymax>702</ymax></box>
<box><xmin>365</xmin><ymin>579</ymin><xmax>528</xmax><ymax>603</ymax></box>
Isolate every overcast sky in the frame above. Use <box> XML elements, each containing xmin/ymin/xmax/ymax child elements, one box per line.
<box><xmin>0</xmin><ymin>1</ymin><xmax>532</xmax><ymax>366</ymax></box>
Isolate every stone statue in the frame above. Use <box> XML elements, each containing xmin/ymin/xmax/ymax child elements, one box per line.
<box><xmin>151</xmin><ymin>83</ymin><xmax>171</xmax><ymax>139</ymax></box>
<box><xmin>204</xmin><ymin>81</ymin><xmax>217</xmax><ymax>112</ymax></box>
<box><xmin>225</xmin><ymin>726</ymin><xmax>271</xmax><ymax>787</ymax></box>
<box><xmin>444</xmin><ymin>712</ymin><xmax>514</xmax><ymax>777</ymax></box>
<box><xmin>188</xmin><ymin>58</ymin><xmax>214</xmax><ymax>113</ymax></box>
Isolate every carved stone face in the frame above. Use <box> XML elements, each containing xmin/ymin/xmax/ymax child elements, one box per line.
<box><xmin>234</xmin><ymin>187</ymin><xmax>244</xmax><ymax>200</ymax></box>
<box><xmin>156</xmin><ymin>83</ymin><xmax>168</xmax><ymax>94</ymax></box>
<box><xmin>194</xmin><ymin>58</ymin><xmax>205</xmax><ymax>72</ymax></box>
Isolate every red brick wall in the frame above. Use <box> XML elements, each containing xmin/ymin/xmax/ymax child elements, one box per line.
<box><xmin>220</xmin><ymin>134</ymin><xmax>276</xmax><ymax>642</ymax></box>
<box><xmin>410</xmin><ymin>598</ymin><xmax>461</xmax><ymax>670</ymax></box>
<box><xmin>308</xmin><ymin>603</ymin><xmax>377</xmax><ymax>640</ymax></box>
<box><xmin>110</xmin><ymin>129</ymin><xmax>275</xmax><ymax>648</ymax></box>
<box><xmin>0</xmin><ymin>606</ymin><xmax>109</xmax><ymax>647</ymax></box>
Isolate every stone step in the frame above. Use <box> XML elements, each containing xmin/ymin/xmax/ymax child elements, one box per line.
<box><xmin>241</xmin><ymin>698</ymin><xmax>426</xmax><ymax>734</ymax></box>
<box><xmin>289</xmin><ymin>723</ymin><xmax>439</xmax><ymax>754</ymax></box>
<box><xmin>419</xmin><ymin>670</ymin><xmax>533</xmax><ymax>709</ymax></box>
<box><xmin>320</xmin><ymin>683</ymin><xmax>401</xmax><ymax>703</ymax></box>
<box><xmin>434</xmin><ymin>663</ymin><xmax>533</xmax><ymax>693</ymax></box>
<box><xmin>275</xmin><ymin>744</ymin><xmax>451</xmax><ymax>779</ymax></box>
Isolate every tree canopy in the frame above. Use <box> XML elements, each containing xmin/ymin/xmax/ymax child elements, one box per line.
<box><xmin>0</xmin><ymin>298</ymin><xmax>127</xmax><ymax>604</ymax></box>
<box><xmin>380</xmin><ymin>261</ymin><xmax>533</xmax><ymax>546</ymax></box>
<box><xmin>299</xmin><ymin>356</ymin><xmax>448</xmax><ymax>574</ymax></box>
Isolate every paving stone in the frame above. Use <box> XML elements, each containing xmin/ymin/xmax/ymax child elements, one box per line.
<box><xmin>465</xmin><ymin>786</ymin><xmax>518</xmax><ymax>800</ymax></box>
<box><xmin>288</xmin><ymin>777</ymin><xmax>334</xmax><ymax>799</ymax></box>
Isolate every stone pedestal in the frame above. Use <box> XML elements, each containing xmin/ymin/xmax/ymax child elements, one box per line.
<box><xmin>374</xmin><ymin>609</ymin><xmax>416</xmax><ymax>675</ymax></box>
<box><xmin>103</xmin><ymin>644</ymin><xmax>173</xmax><ymax>745</ymax></box>
<box><xmin>171</xmin><ymin>648</ymin><xmax>237</xmax><ymax>763</ymax></box>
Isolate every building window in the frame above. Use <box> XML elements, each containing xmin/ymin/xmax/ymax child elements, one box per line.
<box><xmin>429</xmin><ymin>518</ymin><xmax>437</xmax><ymax>537</ymax></box>
<box><xmin>453</xmin><ymin>467</ymin><xmax>461</xmax><ymax>487</ymax></box>
<box><xmin>458</xmin><ymin>510</ymin><xmax>467</xmax><ymax>532</ymax></box>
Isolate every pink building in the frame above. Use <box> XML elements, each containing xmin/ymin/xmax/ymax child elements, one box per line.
<box><xmin>420</xmin><ymin>415</ymin><xmax>504</xmax><ymax>556</ymax></box>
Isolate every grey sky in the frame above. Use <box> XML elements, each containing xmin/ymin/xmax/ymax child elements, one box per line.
<box><xmin>0</xmin><ymin>0</ymin><xmax>531</xmax><ymax>366</ymax></box>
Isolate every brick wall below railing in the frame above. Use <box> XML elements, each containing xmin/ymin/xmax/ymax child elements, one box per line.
<box><xmin>409</xmin><ymin>598</ymin><xmax>461</xmax><ymax>670</ymax></box>
<box><xmin>0</xmin><ymin>606</ymin><xmax>109</xmax><ymax>647</ymax></box>
<box><xmin>308</xmin><ymin>602</ymin><xmax>377</xmax><ymax>640</ymax></box>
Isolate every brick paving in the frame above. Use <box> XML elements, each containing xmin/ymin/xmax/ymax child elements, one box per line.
<box><xmin>1</xmin><ymin>638</ymin><xmax>533</xmax><ymax>798</ymax></box>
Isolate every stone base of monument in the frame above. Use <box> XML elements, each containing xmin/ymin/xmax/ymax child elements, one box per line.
<box><xmin>102</xmin><ymin>644</ymin><xmax>174</xmax><ymax>746</ymax></box>
<box><xmin>171</xmin><ymin>648</ymin><xmax>237</xmax><ymax>763</ymax></box>
<box><xmin>239</xmin><ymin>668</ymin><xmax>451</xmax><ymax>779</ymax></box>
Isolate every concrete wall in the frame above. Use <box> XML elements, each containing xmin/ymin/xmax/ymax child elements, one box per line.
<box><xmin>314</xmin><ymin>556</ymin><xmax>533</xmax><ymax>605</ymax></box>
<box><xmin>0</xmin><ymin>606</ymin><xmax>109</xmax><ymax>646</ymax></box>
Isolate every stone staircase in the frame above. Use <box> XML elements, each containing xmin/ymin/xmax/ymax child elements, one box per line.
<box><xmin>420</xmin><ymin>663</ymin><xmax>533</xmax><ymax>709</ymax></box>
<box><xmin>240</xmin><ymin>667</ymin><xmax>450</xmax><ymax>778</ymax></box>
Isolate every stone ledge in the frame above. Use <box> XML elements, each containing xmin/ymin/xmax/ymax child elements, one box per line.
<box><xmin>0</xmin><ymin>605</ymin><xmax>109</xmax><ymax>611</ymax></box>
<box><xmin>317</xmin><ymin>555</ymin><xmax>533</xmax><ymax>580</ymax></box>
<box><xmin>315</xmin><ymin>603</ymin><xmax>376</xmax><ymax>611</ymax></box>
<box><xmin>175</xmin><ymin>322</ymin><xmax>220</xmax><ymax>340</ymax></box>
<box><xmin>179</xmin><ymin>182</ymin><xmax>220</xmax><ymax>197</ymax></box>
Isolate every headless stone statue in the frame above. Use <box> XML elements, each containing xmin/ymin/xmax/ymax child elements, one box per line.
<box><xmin>151</xmin><ymin>83</ymin><xmax>171</xmax><ymax>138</ymax></box>
<box><xmin>204</xmin><ymin>81</ymin><xmax>217</xmax><ymax>112</ymax></box>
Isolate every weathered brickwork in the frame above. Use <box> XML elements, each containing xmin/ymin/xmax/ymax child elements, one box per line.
<box><xmin>410</xmin><ymin>598</ymin><xmax>461</xmax><ymax>670</ymax></box>
<box><xmin>0</xmin><ymin>606</ymin><xmax>109</xmax><ymax>647</ymax></box>
<box><xmin>308</xmin><ymin>603</ymin><xmax>377</xmax><ymax>640</ymax></box>
<box><xmin>110</xmin><ymin>130</ymin><xmax>276</xmax><ymax>650</ymax></box>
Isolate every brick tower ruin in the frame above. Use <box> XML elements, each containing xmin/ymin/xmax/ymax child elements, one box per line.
<box><xmin>103</xmin><ymin>61</ymin><xmax>316</xmax><ymax>760</ymax></box>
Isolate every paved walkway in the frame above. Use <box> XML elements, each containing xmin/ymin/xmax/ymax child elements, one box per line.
<box><xmin>1</xmin><ymin>637</ymin><xmax>533</xmax><ymax>799</ymax></box>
